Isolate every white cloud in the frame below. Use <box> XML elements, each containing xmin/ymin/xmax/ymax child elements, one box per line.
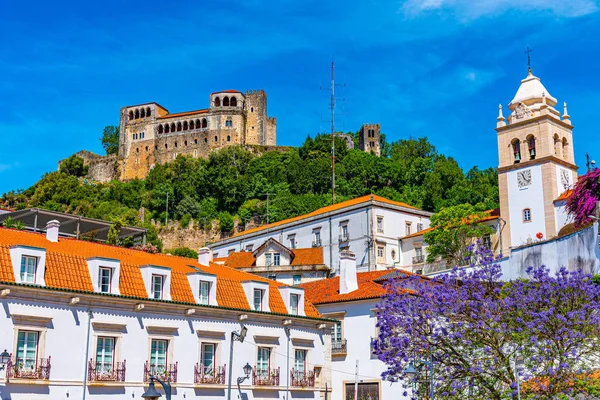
<box><xmin>401</xmin><ymin>0</ymin><xmax>599</xmax><ymax>20</ymax></box>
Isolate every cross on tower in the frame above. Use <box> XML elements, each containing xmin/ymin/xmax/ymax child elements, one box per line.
<box><xmin>525</xmin><ymin>46</ymin><xmax>532</xmax><ymax>73</ymax></box>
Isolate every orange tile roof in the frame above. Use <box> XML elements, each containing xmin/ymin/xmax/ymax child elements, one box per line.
<box><xmin>224</xmin><ymin>247</ymin><xmax>324</xmax><ymax>269</ymax></box>
<box><xmin>0</xmin><ymin>227</ymin><xmax>322</xmax><ymax>319</ymax></box>
<box><xmin>554</xmin><ymin>189</ymin><xmax>573</xmax><ymax>202</ymax></box>
<box><xmin>157</xmin><ymin>109</ymin><xmax>209</xmax><ymax>119</ymax></box>
<box><xmin>233</xmin><ymin>195</ymin><xmax>421</xmax><ymax>238</ymax></box>
<box><xmin>298</xmin><ymin>270</ymin><xmax>392</xmax><ymax>304</ymax></box>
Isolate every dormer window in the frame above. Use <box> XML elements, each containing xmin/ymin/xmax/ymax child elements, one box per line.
<box><xmin>187</xmin><ymin>270</ymin><xmax>218</xmax><ymax>306</ymax></box>
<box><xmin>279</xmin><ymin>286</ymin><xmax>305</xmax><ymax>316</ymax></box>
<box><xmin>254</xmin><ymin>289</ymin><xmax>264</xmax><ymax>311</ymax></box>
<box><xmin>290</xmin><ymin>294</ymin><xmax>299</xmax><ymax>315</ymax></box>
<box><xmin>199</xmin><ymin>281</ymin><xmax>210</xmax><ymax>305</ymax></box>
<box><xmin>152</xmin><ymin>275</ymin><xmax>164</xmax><ymax>299</ymax></box>
<box><xmin>98</xmin><ymin>267</ymin><xmax>112</xmax><ymax>293</ymax></box>
<box><xmin>20</xmin><ymin>256</ymin><xmax>37</xmax><ymax>283</ymax></box>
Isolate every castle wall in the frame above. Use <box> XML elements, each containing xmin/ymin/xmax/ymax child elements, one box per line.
<box><xmin>359</xmin><ymin>123</ymin><xmax>381</xmax><ymax>156</ymax></box>
<box><xmin>244</xmin><ymin>90</ymin><xmax>268</xmax><ymax>145</ymax></box>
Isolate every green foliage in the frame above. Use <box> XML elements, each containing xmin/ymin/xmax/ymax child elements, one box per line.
<box><xmin>59</xmin><ymin>155</ymin><xmax>88</xmax><ymax>177</ymax></box>
<box><xmin>424</xmin><ymin>203</ymin><xmax>495</xmax><ymax>265</ymax></box>
<box><xmin>1</xmin><ymin>216</ymin><xmax>16</xmax><ymax>228</ymax></box>
<box><xmin>166</xmin><ymin>247</ymin><xmax>198</xmax><ymax>259</ymax></box>
<box><xmin>217</xmin><ymin>211</ymin><xmax>234</xmax><ymax>233</ymax></box>
<box><xmin>101</xmin><ymin>125</ymin><xmax>120</xmax><ymax>155</ymax></box>
<box><xmin>106</xmin><ymin>219</ymin><xmax>123</xmax><ymax>245</ymax></box>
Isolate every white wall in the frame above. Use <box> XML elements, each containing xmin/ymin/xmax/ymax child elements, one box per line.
<box><xmin>507</xmin><ymin>165</ymin><xmax>547</xmax><ymax>246</ymax></box>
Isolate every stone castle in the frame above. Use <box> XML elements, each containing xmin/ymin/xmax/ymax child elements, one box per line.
<box><xmin>64</xmin><ymin>89</ymin><xmax>381</xmax><ymax>182</ymax></box>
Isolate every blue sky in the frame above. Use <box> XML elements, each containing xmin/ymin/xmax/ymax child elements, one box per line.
<box><xmin>1</xmin><ymin>0</ymin><xmax>600</xmax><ymax>194</ymax></box>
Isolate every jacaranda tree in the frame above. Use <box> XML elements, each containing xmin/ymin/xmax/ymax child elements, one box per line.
<box><xmin>374</xmin><ymin>247</ymin><xmax>600</xmax><ymax>399</ymax></box>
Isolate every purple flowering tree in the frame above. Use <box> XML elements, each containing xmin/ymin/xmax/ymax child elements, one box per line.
<box><xmin>374</xmin><ymin>247</ymin><xmax>600</xmax><ymax>399</ymax></box>
<box><xmin>566</xmin><ymin>169</ymin><xmax>600</xmax><ymax>226</ymax></box>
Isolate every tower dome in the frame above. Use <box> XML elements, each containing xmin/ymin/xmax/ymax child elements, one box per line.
<box><xmin>508</xmin><ymin>70</ymin><xmax>557</xmax><ymax>110</ymax></box>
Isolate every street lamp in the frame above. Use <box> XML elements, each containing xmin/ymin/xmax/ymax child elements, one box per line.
<box><xmin>0</xmin><ymin>349</ymin><xmax>10</xmax><ymax>371</ymax></box>
<box><xmin>238</xmin><ymin>362</ymin><xmax>252</xmax><ymax>385</ymax></box>
<box><xmin>142</xmin><ymin>376</ymin><xmax>171</xmax><ymax>400</ymax></box>
<box><xmin>227</xmin><ymin>326</ymin><xmax>248</xmax><ymax>400</ymax></box>
<box><xmin>404</xmin><ymin>352</ymin><xmax>435</xmax><ymax>400</ymax></box>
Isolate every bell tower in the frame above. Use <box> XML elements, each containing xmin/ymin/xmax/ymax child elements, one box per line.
<box><xmin>497</xmin><ymin>67</ymin><xmax>577</xmax><ymax>253</ymax></box>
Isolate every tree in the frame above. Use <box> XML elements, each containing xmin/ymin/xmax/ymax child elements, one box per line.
<box><xmin>423</xmin><ymin>203</ymin><xmax>495</xmax><ymax>265</ymax></box>
<box><xmin>59</xmin><ymin>155</ymin><xmax>88</xmax><ymax>177</ymax></box>
<box><xmin>106</xmin><ymin>219</ymin><xmax>123</xmax><ymax>245</ymax></box>
<box><xmin>166</xmin><ymin>247</ymin><xmax>198</xmax><ymax>259</ymax></box>
<box><xmin>101</xmin><ymin>125</ymin><xmax>120</xmax><ymax>155</ymax></box>
<box><xmin>375</xmin><ymin>248</ymin><xmax>600</xmax><ymax>399</ymax></box>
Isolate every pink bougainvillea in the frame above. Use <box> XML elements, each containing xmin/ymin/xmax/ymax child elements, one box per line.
<box><xmin>566</xmin><ymin>169</ymin><xmax>600</xmax><ymax>226</ymax></box>
<box><xmin>133</xmin><ymin>243</ymin><xmax>159</xmax><ymax>254</ymax></box>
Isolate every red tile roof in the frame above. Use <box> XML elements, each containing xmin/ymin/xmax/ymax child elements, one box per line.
<box><xmin>0</xmin><ymin>227</ymin><xmax>322</xmax><ymax>319</ymax></box>
<box><xmin>212</xmin><ymin>90</ymin><xmax>242</xmax><ymax>94</ymax></box>
<box><xmin>233</xmin><ymin>195</ymin><xmax>421</xmax><ymax>238</ymax></box>
<box><xmin>298</xmin><ymin>270</ymin><xmax>392</xmax><ymax>304</ymax></box>
<box><xmin>224</xmin><ymin>247</ymin><xmax>324</xmax><ymax>269</ymax></box>
<box><xmin>554</xmin><ymin>189</ymin><xmax>573</xmax><ymax>202</ymax></box>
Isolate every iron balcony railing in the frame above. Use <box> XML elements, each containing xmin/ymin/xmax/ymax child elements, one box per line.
<box><xmin>143</xmin><ymin>361</ymin><xmax>178</xmax><ymax>383</ymax></box>
<box><xmin>87</xmin><ymin>360</ymin><xmax>126</xmax><ymax>382</ymax></box>
<box><xmin>252</xmin><ymin>367</ymin><xmax>280</xmax><ymax>386</ymax></box>
<box><xmin>412</xmin><ymin>255</ymin><xmax>425</xmax><ymax>264</ymax></box>
<box><xmin>6</xmin><ymin>355</ymin><xmax>51</xmax><ymax>381</ymax></box>
<box><xmin>331</xmin><ymin>339</ymin><xmax>347</xmax><ymax>354</ymax></box>
<box><xmin>290</xmin><ymin>369</ymin><xmax>315</xmax><ymax>387</ymax></box>
<box><xmin>194</xmin><ymin>364</ymin><xmax>226</xmax><ymax>385</ymax></box>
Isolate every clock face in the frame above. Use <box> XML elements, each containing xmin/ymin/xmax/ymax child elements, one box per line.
<box><xmin>560</xmin><ymin>169</ymin><xmax>571</xmax><ymax>190</ymax></box>
<box><xmin>517</xmin><ymin>169</ymin><xmax>532</xmax><ymax>188</ymax></box>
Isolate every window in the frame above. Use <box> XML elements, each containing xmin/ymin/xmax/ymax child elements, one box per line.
<box><xmin>294</xmin><ymin>349</ymin><xmax>306</xmax><ymax>374</ymax></box>
<box><xmin>273</xmin><ymin>253</ymin><xmax>280</xmax><ymax>266</ymax></box>
<box><xmin>331</xmin><ymin>321</ymin><xmax>342</xmax><ymax>343</ymax></box>
<box><xmin>293</xmin><ymin>275</ymin><xmax>301</xmax><ymax>286</ymax></box>
<box><xmin>377</xmin><ymin>246</ymin><xmax>384</xmax><ymax>259</ymax></box>
<box><xmin>253</xmin><ymin>289</ymin><xmax>264</xmax><ymax>311</ymax></box>
<box><xmin>313</xmin><ymin>230</ymin><xmax>321</xmax><ymax>247</ymax></box>
<box><xmin>523</xmin><ymin>208</ymin><xmax>532</xmax><ymax>222</ymax></box>
<box><xmin>528</xmin><ymin>136</ymin><xmax>536</xmax><ymax>159</ymax></box>
<box><xmin>202</xmin><ymin>118</ymin><xmax>207</xmax><ymax>128</ymax></box>
<box><xmin>345</xmin><ymin>382</ymin><xmax>380</xmax><ymax>400</ymax></box>
<box><xmin>214</xmin><ymin>97</ymin><xmax>220</xmax><ymax>107</ymax></box>
<box><xmin>416</xmin><ymin>247</ymin><xmax>423</xmax><ymax>259</ymax></box>
<box><xmin>225</xmin><ymin>119</ymin><xmax>232</xmax><ymax>127</ymax></box>
<box><xmin>257</xmin><ymin>347</ymin><xmax>271</xmax><ymax>373</ymax></box>
<box><xmin>20</xmin><ymin>256</ymin><xmax>37</xmax><ymax>283</ymax></box>
<box><xmin>245</xmin><ymin>244</ymin><xmax>254</xmax><ymax>252</ymax></box>
<box><xmin>201</xmin><ymin>343</ymin><xmax>215</xmax><ymax>375</ymax></box>
<box><xmin>417</xmin><ymin>223</ymin><xmax>423</xmax><ymax>232</ymax></box>
<box><xmin>340</xmin><ymin>225</ymin><xmax>349</xmax><ymax>241</ymax></box>
<box><xmin>230</xmin><ymin>97</ymin><xmax>237</xmax><ymax>107</ymax></box>
<box><xmin>151</xmin><ymin>275</ymin><xmax>164</xmax><ymax>299</ymax></box>
<box><xmin>199</xmin><ymin>281</ymin><xmax>210</xmax><ymax>305</ymax></box>
<box><xmin>251</xmin><ymin>107</ymin><xmax>254</xmax><ymax>112</ymax></box>
<box><xmin>98</xmin><ymin>267</ymin><xmax>112</xmax><ymax>293</ymax></box>
<box><xmin>482</xmin><ymin>234</ymin><xmax>492</xmax><ymax>251</ymax></box>
<box><xmin>290</xmin><ymin>293</ymin><xmax>299</xmax><ymax>315</ymax></box>
<box><xmin>288</xmin><ymin>235</ymin><xmax>296</xmax><ymax>249</ymax></box>
<box><xmin>512</xmin><ymin>139</ymin><xmax>522</xmax><ymax>163</ymax></box>
<box><xmin>377</xmin><ymin>217</ymin><xmax>383</xmax><ymax>233</ymax></box>
<box><xmin>96</xmin><ymin>337</ymin><xmax>115</xmax><ymax>374</ymax></box>
<box><xmin>265</xmin><ymin>253</ymin><xmax>272</xmax><ymax>266</ymax></box>
<box><xmin>227</xmin><ymin>135</ymin><xmax>231</xmax><ymax>142</ymax></box>
<box><xmin>223</xmin><ymin>97</ymin><xmax>230</xmax><ymax>107</ymax></box>
<box><xmin>150</xmin><ymin>339</ymin><xmax>168</xmax><ymax>371</ymax></box>
<box><xmin>405</xmin><ymin>222</ymin><xmax>412</xmax><ymax>236</ymax></box>
<box><xmin>268</xmin><ymin>275</ymin><xmax>277</xmax><ymax>281</ymax></box>
<box><xmin>17</xmin><ymin>330</ymin><xmax>38</xmax><ymax>370</ymax></box>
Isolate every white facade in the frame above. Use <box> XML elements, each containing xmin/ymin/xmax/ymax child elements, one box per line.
<box><xmin>211</xmin><ymin>196</ymin><xmax>432</xmax><ymax>274</ymax></box>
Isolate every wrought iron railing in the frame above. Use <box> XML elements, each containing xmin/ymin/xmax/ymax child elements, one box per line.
<box><xmin>143</xmin><ymin>361</ymin><xmax>178</xmax><ymax>383</ymax></box>
<box><xmin>331</xmin><ymin>339</ymin><xmax>347</xmax><ymax>354</ymax></box>
<box><xmin>194</xmin><ymin>364</ymin><xmax>226</xmax><ymax>384</ymax></box>
<box><xmin>6</xmin><ymin>356</ymin><xmax>51</xmax><ymax>381</ymax></box>
<box><xmin>290</xmin><ymin>369</ymin><xmax>315</xmax><ymax>387</ymax></box>
<box><xmin>412</xmin><ymin>255</ymin><xmax>425</xmax><ymax>264</ymax></box>
<box><xmin>252</xmin><ymin>367</ymin><xmax>280</xmax><ymax>386</ymax></box>
<box><xmin>88</xmin><ymin>360</ymin><xmax>126</xmax><ymax>382</ymax></box>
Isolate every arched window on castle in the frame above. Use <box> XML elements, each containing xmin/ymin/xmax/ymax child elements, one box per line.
<box><xmin>183</xmin><ymin>121</ymin><xmax>188</xmax><ymax>131</ymax></box>
<box><xmin>135</xmin><ymin>109</ymin><xmax>140</xmax><ymax>119</ymax></box>
<box><xmin>129</xmin><ymin>111</ymin><xmax>134</xmax><ymax>120</ymax></box>
<box><xmin>527</xmin><ymin>135</ymin><xmax>536</xmax><ymax>160</ymax></box>
<box><xmin>225</xmin><ymin>118</ymin><xmax>233</xmax><ymax>127</ymax></box>
<box><xmin>146</xmin><ymin>107</ymin><xmax>151</xmax><ymax>117</ymax></box>
<box><xmin>215</xmin><ymin>136</ymin><xmax>218</xmax><ymax>142</ymax></box>
<box><xmin>223</xmin><ymin>97</ymin><xmax>230</xmax><ymax>107</ymax></box>
<box><xmin>214</xmin><ymin>97</ymin><xmax>221</xmax><ymax>107</ymax></box>
<box><xmin>230</xmin><ymin>97</ymin><xmax>237</xmax><ymax>107</ymax></box>
<box><xmin>554</xmin><ymin>134</ymin><xmax>562</xmax><ymax>159</ymax></box>
<box><xmin>562</xmin><ymin>138</ymin><xmax>569</xmax><ymax>161</ymax></box>
<box><xmin>140</xmin><ymin>132</ymin><xmax>145</xmax><ymax>139</ymax></box>
<box><xmin>204</xmin><ymin>138</ymin><xmax>208</xmax><ymax>143</ymax></box>
<box><xmin>177</xmin><ymin>122</ymin><xmax>182</xmax><ymax>132</ymax></box>
<box><xmin>511</xmin><ymin>139</ymin><xmax>521</xmax><ymax>164</ymax></box>
<box><xmin>184</xmin><ymin>140</ymin><xmax>188</xmax><ymax>146</ymax></box>
<box><xmin>202</xmin><ymin>119</ymin><xmax>207</xmax><ymax>128</ymax></box>
<box><xmin>170</xmin><ymin>123</ymin><xmax>176</xmax><ymax>132</ymax></box>
<box><xmin>523</xmin><ymin>208</ymin><xmax>532</xmax><ymax>222</ymax></box>
<box><xmin>227</xmin><ymin>135</ymin><xmax>231</xmax><ymax>142</ymax></box>
<box><xmin>165</xmin><ymin>124</ymin><xmax>170</xmax><ymax>133</ymax></box>
<box><xmin>140</xmin><ymin>108</ymin><xmax>145</xmax><ymax>118</ymax></box>
<box><xmin>158</xmin><ymin>125</ymin><xmax>164</xmax><ymax>134</ymax></box>
<box><xmin>189</xmin><ymin>120</ymin><xmax>195</xmax><ymax>130</ymax></box>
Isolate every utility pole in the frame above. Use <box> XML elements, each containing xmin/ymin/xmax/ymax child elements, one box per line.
<box><xmin>330</xmin><ymin>60</ymin><xmax>336</xmax><ymax>205</ymax></box>
<box><xmin>586</xmin><ymin>152</ymin><xmax>596</xmax><ymax>172</ymax></box>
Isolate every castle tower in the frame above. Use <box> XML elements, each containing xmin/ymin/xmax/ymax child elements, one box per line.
<box><xmin>359</xmin><ymin>124</ymin><xmax>381</xmax><ymax>156</ymax></box>
<box><xmin>497</xmin><ymin>68</ymin><xmax>576</xmax><ymax>254</ymax></box>
<box><xmin>244</xmin><ymin>90</ymin><xmax>276</xmax><ymax>145</ymax></box>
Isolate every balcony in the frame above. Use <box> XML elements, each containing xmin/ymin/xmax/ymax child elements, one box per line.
<box><xmin>412</xmin><ymin>255</ymin><xmax>425</xmax><ymax>264</ymax></box>
<box><xmin>331</xmin><ymin>339</ymin><xmax>347</xmax><ymax>355</ymax></box>
<box><xmin>194</xmin><ymin>364</ymin><xmax>226</xmax><ymax>385</ymax></box>
<box><xmin>290</xmin><ymin>369</ymin><xmax>315</xmax><ymax>387</ymax></box>
<box><xmin>88</xmin><ymin>360</ymin><xmax>126</xmax><ymax>382</ymax></box>
<box><xmin>6</xmin><ymin>356</ymin><xmax>51</xmax><ymax>382</ymax></box>
<box><xmin>312</xmin><ymin>238</ymin><xmax>322</xmax><ymax>247</ymax></box>
<box><xmin>252</xmin><ymin>367</ymin><xmax>280</xmax><ymax>386</ymax></box>
<box><xmin>143</xmin><ymin>362</ymin><xmax>178</xmax><ymax>383</ymax></box>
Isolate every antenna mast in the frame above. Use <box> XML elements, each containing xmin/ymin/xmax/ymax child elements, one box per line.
<box><xmin>330</xmin><ymin>60</ymin><xmax>336</xmax><ymax>205</ymax></box>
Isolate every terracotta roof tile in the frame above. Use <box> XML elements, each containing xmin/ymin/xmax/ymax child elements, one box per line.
<box><xmin>554</xmin><ymin>189</ymin><xmax>573</xmax><ymax>202</ymax></box>
<box><xmin>233</xmin><ymin>195</ymin><xmax>420</xmax><ymax>238</ymax></box>
<box><xmin>299</xmin><ymin>270</ymin><xmax>392</xmax><ymax>304</ymax></box>
<box><xmin>0</xmin><ymin>228</ymin><xmax>322</xmax><ymax>319</ymax></box>
<box><xmin>225</xmin><ymin>247</ymin><xmax>324</xmax><ymax>269</ymax></box>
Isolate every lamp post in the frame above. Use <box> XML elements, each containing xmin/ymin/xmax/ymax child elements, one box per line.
<box><xmin>142</xmin><ymin>376</ymin><xmax>171</xmax><ymax>400</ymax></box>
<box><xmin>0</xmin><ymin>349</ymin><xmax>10</xmax><ymax>371</ymax></box>
<box><xmin>514</xmin><ymin>354</ymin><xmax>525</xmax><ymax>400</ymax></box>
<box><xmin>404</xmin><ymin>351</ymin><xmax>435</xmax><ymax>400</ymax></box>
<box><xmin>227</xmin><ymin>326</ymin><xmax>248</xmax><ymax>400</ymax></box>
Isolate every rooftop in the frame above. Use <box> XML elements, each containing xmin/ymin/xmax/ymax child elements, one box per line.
<box><xmin>0</xmin><ymin>227</ymin><xmax>322</xmax><ymax>319</ymax></box>
<box><xmin>402</xmin><ymin>208</ymin><xmax>500</xmax><ymax>239</ymax></box>
<box><xmin>509</xmin><ymin>70</ymin><xmax>557</xmax><ymax>109</ymax></box>
<box><xmin>225</xmin><ymin>246</ymin><xmax>325</xmax><ymax>269</ymax></box>
<box><xmin>298</xmin><ymin>270</ymin><xmax>391</xmax><ymax>304</ymax></box>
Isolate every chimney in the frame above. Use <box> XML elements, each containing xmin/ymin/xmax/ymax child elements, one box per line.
<box><xmin>46</xmin><ymin>220</ymin><xmax>60</xmax><ymax>243</ymax></box>
<box><xmin>339</xmin><ymin>249</ymin><xmax>358</xmax><ymax>294</ymax></box>
<box><xmin>198</xmin><ymin>247</ymin><xmax>213</xmax><ymax>266</ymax></box>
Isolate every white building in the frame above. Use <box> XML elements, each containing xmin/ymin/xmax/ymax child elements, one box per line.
<box><xmin>0</xmin><ymin>222</ymin><xmax>334</xmax><ymax>400</ymax></box>
<box><xmin>210</xmin><ymin>195</ymin><xmax>432</xmax><ymax>274</ymax></box>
